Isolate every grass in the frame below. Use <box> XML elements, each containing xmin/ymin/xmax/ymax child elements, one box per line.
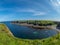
<box><xmin>0</xmin><ymin>24</ymin><xmax>60</xmax><ymax>45</ymax></box>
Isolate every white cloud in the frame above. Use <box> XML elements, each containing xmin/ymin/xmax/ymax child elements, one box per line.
<box><xmin>51</xmin><ymin>0</ymin><xmax>60</xmax><ymax>6</ymax></box>
<box><xmin>16</xmin><ymin>9</ymin><xmax>35</xmax><ymax>12</ymax></box>
<box><xmin>33</xmin><ymin>12</ymin><xmax>46</xmax><ymax>16</ymax></box>
<box><xmin>15</xmin><ymin>9</ymin><xmax>47</xmax><ymax>16</ymax></box>
<box><xmin>50</xmin><ymin>0</ymin><xmax>60</xmax><ymax>13</ymax></box>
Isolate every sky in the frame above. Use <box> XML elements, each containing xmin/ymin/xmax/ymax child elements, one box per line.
<box><xmin>0</xmin><ymin>0</ymin><xmax>60</xmax><ymax>21</ymax></box>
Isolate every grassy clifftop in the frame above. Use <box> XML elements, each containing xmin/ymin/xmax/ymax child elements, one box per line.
<box><xmin>0</xmin><ymin>24</ymin><xmax>60</xmax><ymax>45</ymax></box>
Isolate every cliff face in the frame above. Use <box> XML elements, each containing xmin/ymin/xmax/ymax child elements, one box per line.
<box><xmin>57</xmin><ymin>23</ymin><xmax>60</xmax><ymax>29</ymax></box>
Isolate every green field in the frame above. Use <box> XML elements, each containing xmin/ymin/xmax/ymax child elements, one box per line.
<box><xmin>0</xmin><ymin>24</ymin><xmax>60</xmax><ymax>45</ymax></box>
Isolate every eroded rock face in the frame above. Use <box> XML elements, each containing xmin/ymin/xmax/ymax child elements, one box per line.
<box><xmin>57</xmin><ymin>23</ymin><xmax>60</xmax><ymax>29</ymax></box>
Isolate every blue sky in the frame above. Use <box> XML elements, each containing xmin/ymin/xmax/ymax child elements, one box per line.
<box><xmin>0</xmin><ymin>0</ymin><xmax>60</xmax><ymax>21</ymax></box>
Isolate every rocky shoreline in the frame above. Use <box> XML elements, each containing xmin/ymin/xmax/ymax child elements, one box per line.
<box><xmin>12</xmin><ymin>23</ymin><xmax>57</xmax><ymax>30</ymax></box>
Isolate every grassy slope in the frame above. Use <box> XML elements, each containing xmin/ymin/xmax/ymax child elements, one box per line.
<box><xmin>0</xmin><ymin>24</ymin><xmax>60</xmax><ymax>45</ymax></box>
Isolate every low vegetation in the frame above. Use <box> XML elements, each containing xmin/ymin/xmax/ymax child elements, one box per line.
<box><xmin>0</xmin><ymin>24</ymin><xmax>60</xmax><ymax>45</ymax></box>
<box><xmin>12</xmin><ymin>20</ymin><xmax>57</xmax><ymax>26</ymax></box>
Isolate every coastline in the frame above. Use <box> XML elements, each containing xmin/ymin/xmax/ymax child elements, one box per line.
<box><xmin>11</xmin><ymin>23</ymin><xmax>57</xmax><ymax>30</ymax></box>
<box><xmin>0</xmin><ymin>23</ymin><xmax>14</xmax><ymax>37</ymax></box>
<box><xmin>0</xmin><ymin>23</ymin><xmax>60</xmax><ymax>45</ymax></box>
